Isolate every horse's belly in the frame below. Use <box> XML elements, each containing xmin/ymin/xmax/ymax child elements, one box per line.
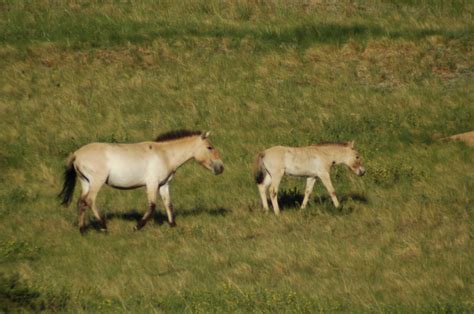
<box><xmin>106</xmin><ymin>161</ymin><xmax>147</xmax><ymax>189</ymax></box>
<box><xmin>106</xmin><ymin>174</ymin><xmax>145</xmax><ymax>189</ymax></box>
<box><xmin>285</xmin><ymin>166</ymin><xmax>314</xmax><ymax>177</ymax></box>
<box><xmin>284</xmin><ymin>160</ymin><xmax>316</xmax><ymax>177</ymax></box>
<box><xmin>283</xmin><ymin>150</ymin><xmax>322</xmax><ymax>177</ymax></box>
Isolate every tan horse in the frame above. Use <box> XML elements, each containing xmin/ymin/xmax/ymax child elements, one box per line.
<box><xmin>59</xmin><ymin>130</ymin><xmax>224</xmax><ymax>234</ymax></box>
<box><xmin>254</xmin><ymin>141</ymin><xmax>365</xmax><ymax>215</ymax></box>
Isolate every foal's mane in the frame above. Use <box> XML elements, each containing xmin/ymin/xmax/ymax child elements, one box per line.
<box><xmin>155</xmin><ymin>130</ymin><xmax>202</xmax><ymax>142</ymax></box>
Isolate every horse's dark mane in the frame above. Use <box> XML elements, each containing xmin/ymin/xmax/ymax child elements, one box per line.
<box><xmin>155</xmin><ymin>130</ymin><xmax>202</xmax><ymax>142</ymax></box>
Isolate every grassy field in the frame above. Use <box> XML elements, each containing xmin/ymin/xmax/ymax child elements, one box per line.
<box><xmin>1</xmin><ymin>0</ymin><xmax>473</xmax><ymax>312</ymax></box>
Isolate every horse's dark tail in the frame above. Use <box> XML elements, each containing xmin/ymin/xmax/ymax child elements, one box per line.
<box><xmin>59</xmin><ymin>155</ymin><xmax>76</xmax><ymax>206</ymax></box>
<box><xmin>254</xmin><ymin>153</ymin><xmax>266</xmax><ymax>184</ymax></box>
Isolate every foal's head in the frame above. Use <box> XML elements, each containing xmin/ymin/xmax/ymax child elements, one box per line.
<box><xmin>342</xmin><ymin>141</ymin><xmax>365</xmax><ymax>176</ymax></box>
<box><xmin>194</xmin><ymin>132</ymin><xmax>224</xmax><ymax>175</ymax></box>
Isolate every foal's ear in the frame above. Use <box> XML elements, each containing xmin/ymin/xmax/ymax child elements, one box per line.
<box><xmin>202</xmin><ymin>131</ymin><xmax>211</xmax><ymax>139</ymax></box>
<box><xmin>349</xmin><ymin>140</ymin><xmax>355</xmax><ymax>148</ymax></box>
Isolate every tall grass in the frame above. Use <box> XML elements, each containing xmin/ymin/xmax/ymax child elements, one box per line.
<box><xmin>1</xmin><ymin>1</ymin><xmax>473</xmax><ymax>312</ymax></box>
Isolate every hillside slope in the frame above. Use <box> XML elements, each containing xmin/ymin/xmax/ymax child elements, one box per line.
<box><xmin>1</xmin><ymin>1</ymin><xmax>473</xmax><ymax>312</ymax></box>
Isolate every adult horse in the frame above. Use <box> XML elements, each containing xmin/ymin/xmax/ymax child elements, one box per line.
<box><xmin>59</xmin><ymin>130</ymin><xmax>224</xmax><ymax>234</ymax></box>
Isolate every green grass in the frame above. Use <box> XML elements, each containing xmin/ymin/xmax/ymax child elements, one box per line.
<box><xmin>1</xmin><ymin>1</ymin><xmax>473</xmax><ymax>312</ymax></box>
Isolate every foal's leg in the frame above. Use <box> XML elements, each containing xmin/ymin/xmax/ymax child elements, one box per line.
<box><xmin>257</xmin><ymin>174</ymin><xmax>271</xmax><ymax>212</ymax></box>
<box><xmin>269</xmin><ymin>171</ymin><xmax>283</xmax><ymax>215</ymax></box>
<box><xmin>159</xmin><ymin>183</ymin><xmax>175</xmax><ymax>227</ymax></box>
<box><xmin>319</xmin><ymin>173</ymin><xmax>340</xmax><ymax>208</ymax></box>
<box><xmin>301</xmin><ymin>177</ymin><xmax>316</xmax><ymax>209</ymax></box>
<box><xmin>135</xmin><ymin>183</ymin><xmax>158</xmax><ymax>231</ymax></box>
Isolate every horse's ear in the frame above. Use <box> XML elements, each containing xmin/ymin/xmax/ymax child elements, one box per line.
<box><xmin>202</xmin><ymin>131</ymin><xmax>211</xmax><ymax>139</ymax></box>
<box><xmin>349</xmin><ymin>141</ymin><xmax>355</xmax><ymax>148</ymax></box>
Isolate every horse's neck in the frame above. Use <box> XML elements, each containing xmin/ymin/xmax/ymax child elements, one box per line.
<box><xmin>161</xmin><ymin>137</ymin><xmax>198</xmax><ymax>170</ymax></box>
<box><xmin>321</xmin><ymin>147</ymin><xmax>347</xmax><ymax>165</ymax></box>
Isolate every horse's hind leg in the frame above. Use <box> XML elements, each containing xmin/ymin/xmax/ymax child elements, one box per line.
<box><xmin>88</xmin><ymin>183</ymin><xmax>107</xmax><ymax>232</ymax></box>
<box><xmin>77</xmin><ymin>178</ymin><xmax>90</xmax><ymax>234</ymax></box>
<box><xmin>301</xmin><ymin>177</ymin><xmax>316</xmax><ymax>209</ymax></box>
<box><xmin>269</xmin><ymin>171</ymin><xmax>283</xmax><ymax>215</ymax></box>
<box><xmin>77</xmin><ymin>197</ymin><xmax>88</xmax><ymax>234</ymax></box>
<box><xmin>257</xmin><ymin>174</ymin><xmax>271</xmax><ymax>212</ymax></box>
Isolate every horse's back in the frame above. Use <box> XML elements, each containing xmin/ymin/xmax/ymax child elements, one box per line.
<box><xmin>74</xmin><ymin>143</ymin><xmax>109</xmax><ymax>164</ymax></box>
<box><xmin>104</xmin><ymin>143</ymin><xmax>155</xmax><ymax>179</ymax></box>
<box><xmin>74</xmin><ymin>142</ymin><xmax>102</xmax><ymax>153</ymax></box>
<box><xmin>262</xmin><ymin>145</ymin><xmax>326</xmax><ymax>177</ymax></box>
<box><xmin>260</xmin><ymin>146</ymin><xmax>288</xmax><ymax>172</ymax></box>
<box><xmin>74</xmin><ymin>142</ymin><xmax>150</xmax><ymax>158</ymax></box>
<box><xmin>263</xmin><ymin>145</ymin><xmax>309</xmax><ymax>159</ymax></box>
<box><xmin>73</xmin><ymin>142</ymin><xmax>157</xmax><ymax>186</ymax></box>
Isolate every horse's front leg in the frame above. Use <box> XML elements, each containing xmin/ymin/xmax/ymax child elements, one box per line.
<box><xmin>301</xmin><ymin>177</ymin><xmax>316</xmax><ymax>209</ymax></box>
<box><xmin>159</xmin><ymin>183</ymin><xmax>175</xmax><ymax>227</ymax></box>
<box><xmin>134</xmin><ymin>183</ymin><xmax>157</xmax><ymax>231</ymax></box>
<box><xmin>319</xmin><ymin>173</ymin><xmax>340</xmax><ymax>208</ymax></box>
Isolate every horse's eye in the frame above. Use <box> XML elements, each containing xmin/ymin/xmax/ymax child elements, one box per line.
<box><xmin>356</xmin><ymin>156</ymin><xmax>359</xmax><ymax>159</ymax></box>
<box><xmin>207</xmin><ymin>146</ymin><xmax>213</xmax><ymax>150</ymax></box>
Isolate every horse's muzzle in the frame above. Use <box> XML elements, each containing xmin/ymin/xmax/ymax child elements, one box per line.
<box><xmin>357</xmin><ymin>167</ymin><xmax>366</xmax><ymax>176</ymax></box>
<box><xmin>212</xmin><ymin>161</ymin><xmax>224</xmax><ymax>175</ymax></box>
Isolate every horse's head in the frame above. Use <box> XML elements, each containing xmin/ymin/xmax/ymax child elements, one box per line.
<box><xmin>343</xmin><ymin>141</ymin><xmax>365</xmax><ymax>176</ymax></box>
<box><xmin>194</xmin><ymin>131</ymin><xmax>224</xmax><ymax>175</ymax></box>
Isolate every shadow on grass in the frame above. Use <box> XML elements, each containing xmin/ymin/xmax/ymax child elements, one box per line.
<box><xmin>4</xmin><ymin>13</ymin><xmax>471</xmax><ymax>48</ymax></box>
<box><xmin>104</xmin><ymin>207</ymin><xmax>231</xmax><ymax>223</ymax></box>
<box><xmin>177</xmin><ymin>207</ymin><xmax>231</xmax><ymax>218</ymax></box>
<box><xmin>278</xmin><ymin>188</ymin><xmax>368</xmax><ymax>215</ymax></box>
<box><xmin>79</xmin><ymin>207</ymin><xmax>231</xmax><ymax>233</ymax></box>
<box><xmin>105</xmin><ymin>209</ymin><xmax>153</xmax><ymax>223</ymax></box>
<box><xmin>76</xmin><ymin>210</ymin><xmax>164</xmax><ymax>234</ymax></box>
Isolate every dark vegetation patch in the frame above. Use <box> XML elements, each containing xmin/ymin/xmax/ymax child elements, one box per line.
<box><xmin>1</xmin><ymin>240</ymin><xmax>41</xmax><ymax>263</ymax></box>
<box><xmin>62</xmin><ymin>287</ymin><xmax>474</xmax><ymax>312</ymax></box>
<box><xmin>0</xmin><ymin>273</ymin><xmax>69</xmax><ymax>312</ymax></box>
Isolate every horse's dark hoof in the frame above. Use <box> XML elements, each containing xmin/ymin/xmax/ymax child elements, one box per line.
<box><xmin>134</xmin><ymin>220</ymin><xmax>146</xmax><ymax>231</ymax></box>
<box><xmin>79</xmin><ymin>226</ymin><xmax>86</xmax><ymax>235</ymax></box>
<box><xmin>134</xmin><ymin>223</ymin><xmax>145</xmax><ymax>231</ymax></box>
<box><xmin>169</xmin><ymin>221</ymin><xmax>176</xmax><ymax>228</ymax></box>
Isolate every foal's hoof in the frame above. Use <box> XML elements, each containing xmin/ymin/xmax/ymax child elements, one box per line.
<box><xmin>79</xmin><ymin>226</ymin><xmax>86</xmax><ymax>235</ymax></box>
<box><xmin>169</xmin><ymin>221</ymin><xmax>176</xmax><ymax>228</ymax></box>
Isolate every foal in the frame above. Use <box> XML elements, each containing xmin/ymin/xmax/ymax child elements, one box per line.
<box><xmin>254</xmin><ymin>141</ymin><xmax>365</xmax><ymax>215</ymax></box>
<box><xmin>59</xmin><ymin>130</ymin><xmax>224</xmax><ymax>233</ymax></box>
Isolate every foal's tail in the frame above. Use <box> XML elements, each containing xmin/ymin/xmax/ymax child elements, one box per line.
<box><xmin>254</xmin><ymin>153</ymin><xmax>267</xmax><ymax>184</ymax></box>
<box><xmin>58</xmin><ymin>155</ymin><xmax>77</xmax><ymax>206</ymax></box>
